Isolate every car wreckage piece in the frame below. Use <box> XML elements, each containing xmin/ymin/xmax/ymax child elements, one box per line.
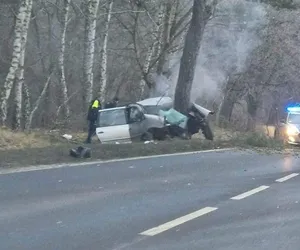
<box><xmin>187</xmin><ymin>103</ymin><xmax>214</xmax><ymax>140</ymax></box>
<box><xmin>138</xmin><ymin>97</ymin><xmax>214</xmax><ymax>140</ymax></box>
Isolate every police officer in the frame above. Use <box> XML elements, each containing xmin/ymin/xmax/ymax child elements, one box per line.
<box><xmin>85</xmin><ymin>98</ymin><xmax>101</xmax><ymax>143</ymax></box>
<box><xmin>104</xmin><ymin>97</ymin><xmax>119</xmax><ymax>109</ymax></box>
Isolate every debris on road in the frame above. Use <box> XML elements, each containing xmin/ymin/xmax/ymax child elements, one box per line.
<box><xmin>69</xmin><ymin>146</ymin><xmax>91</xmax><ymax>158</ymax></box>
<box><xmin>62</xmin><ymin>134</ymin><xmax>72</xmax><ymax>140</ymax></box>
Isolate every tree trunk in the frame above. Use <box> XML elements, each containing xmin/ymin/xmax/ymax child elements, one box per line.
<box><xmin>14</xmin><ymin>0</ymin><xmax>33</xmax><ymax>130</ymax></box>
<box><xmin>43</xmin><ymin>9</ymin><xmax>55</xmax><ymax>126</ymax></box>
<box><xmin>156</xmin><ymin>0</ymin><xmax>177</xmax><ymax>75</ymax></box>
<box><xmin>25</xmin><ymin>75</ymin><xmax>52</xmax><ymax>130</ymax></box>
<box><xmin>57</xmin><ymin>0</ymin><xmax>71</xmax><ymax>118</ymax></box>
<box><xmin>174</xmin><ymin>0</ymin><xmax>209</xmax><ymax>114</ymax></box>
<box><xmin>246</xmin><ymin>93</ymin><xmax>259</xmax><ymax>132</ymax></box>
<box><xmin>139</xmin><ymin>3</ymin><xmax>165</xmax><ymax>98</ymax></box>
<box><xmin>0</xmin><ymin>0</ymin><xmax>28</xmax><ymax>126</ymax></box>
<box><xmin>99</xmin><ymin>0</ymin><xmax>114</xmax><ymax>104</ymax></box>
<box><xmin>23</xmin><ymin>82</ymin><xmax>30</xmax><ymax>127</ymax></box>
<box><xmin>83</xmin><ymin>0</ymin><xmax>100</xmax><ymax>105</ymax></box>
<box><xmin>216</xmin><ymin>96</ymin><xmax>235</xmax><ymax>127</ymax></box>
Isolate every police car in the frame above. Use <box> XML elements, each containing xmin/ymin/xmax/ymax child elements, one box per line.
<box><xmin>283</xmin><ymin>106</ymin><xmax>300</xmax><ymax>144</ymax></box>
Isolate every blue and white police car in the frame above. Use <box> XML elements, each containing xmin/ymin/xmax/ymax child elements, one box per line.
<box><xmin>283</xmin><ymin>106</ymin><xmax>300</xmax><ymax>144</ymax></box>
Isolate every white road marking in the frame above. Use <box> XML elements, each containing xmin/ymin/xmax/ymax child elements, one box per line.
<box><xmin>275</xmin><ymin>173</ymin><xmax>299</xmax><ymax>183</ymax></box>
<box><xmin>139</xmin><ymin>207</ymin><xmax>218</xmax><ymax>236</ymax></box>
<box><xmin>0</xmin><ymin>148</ymin><xmax>234</xmax><ymax>175</ymax></box>
<box><xmin>230</xmin><ymin>185</ymin><xmax>270</xmax><ymax>200</ymax></box>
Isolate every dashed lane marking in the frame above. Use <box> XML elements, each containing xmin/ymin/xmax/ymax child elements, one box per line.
<box><xmin>230</xmin><ymin>185</ymin><xmax>270</xmax><ymax>200</ymax></box>
<box><xmin>139</xmin><ymin>207</ymin><xmax>218</xmax><ymax>236</ymax></box>
<box><xmin>275</xmin><ymin>173</ymin><xmax>299</xmax><ymax>183</ymax></box>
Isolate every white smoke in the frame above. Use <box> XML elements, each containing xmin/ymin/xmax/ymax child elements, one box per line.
<box><xmin>151</xmin><ymin>0</ymin><xmax>268</xmax><ymax>104</ymax></box>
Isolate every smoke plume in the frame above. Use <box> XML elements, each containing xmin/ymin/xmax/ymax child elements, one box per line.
<box><xmin>151</xmin><ymin>0</ymin><xmax>268</xmax><ymax>105</ymax></box>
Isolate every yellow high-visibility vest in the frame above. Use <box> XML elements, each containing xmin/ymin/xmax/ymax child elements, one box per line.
<box><xmin>92</xmin><ymin>100</ymin><xmax>100</xmax><ymax>108</ymax></box>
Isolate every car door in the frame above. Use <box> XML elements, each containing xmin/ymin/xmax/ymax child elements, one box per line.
<box><xmin>127</xmin><ymin>105</ymin><xmax>146</xmax><ymax>141</ymax></box>
<box><xmin>96</xmin><ymin>108</ymin><xmax>131</xmax><ymax>143</ymax></box>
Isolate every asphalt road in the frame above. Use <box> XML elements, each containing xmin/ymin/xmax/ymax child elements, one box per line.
<box><xmin>1</xmin><ymin>149</ymin><xmax>300</xmax><ymax>250</ymax></box>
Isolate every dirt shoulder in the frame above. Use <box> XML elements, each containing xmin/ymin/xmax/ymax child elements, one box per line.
<box><xmin>0</xmin><ymin>127</ymin><xmax>287</xmax><ymax>168</ymax></box>
<box><xmin>0</xmin><ymin>139</ymin><xmax>233</xmax><ymax>168</ymax></box>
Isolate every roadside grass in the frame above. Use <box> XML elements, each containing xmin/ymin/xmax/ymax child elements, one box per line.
<box><xmin>0</xmin><ymin>127</ymin><xmax>294</xmax><ymax>168</ymax></box>
<box><xmin>0</xmin><ymin>127</ymin><xmax>86</xmax><ymax>150</ymax></box>
<box><xmin>233</xmin><ymin>132</ymin><xmax>284</xmax><ymax>149</ymax></box>
<box><xmin>0</xmin><ymin>127</ymin><xmax>53</xmax><ymax>150</ymax></box>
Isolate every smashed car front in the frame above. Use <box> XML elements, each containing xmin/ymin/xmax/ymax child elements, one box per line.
<box><xmin>144</xmin><ymin>114</ymin><xmax>166</xmax><ymax>129</ymax></box>
<box><xmin>191</xmin><ymin>102</ymin><xmax>214</xmax><ymax>118</ymax></box>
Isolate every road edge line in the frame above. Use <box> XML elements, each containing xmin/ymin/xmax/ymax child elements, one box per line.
<box><xmin>0</xmin><ymin>147</ymin><xmax>235</xmax><ymax>175</ymax></box>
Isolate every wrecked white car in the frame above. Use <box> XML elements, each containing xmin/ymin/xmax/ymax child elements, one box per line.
<box><xmin>96</xmin><ymin>104</ymin><xmax>166</xmax><ymax>143</ymax></box>
<box><xmin>96</xmin><ymin>97</ymin><xmax>215</xmax><ymax>143</ymax></box>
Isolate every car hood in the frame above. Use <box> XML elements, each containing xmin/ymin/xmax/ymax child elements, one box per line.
<box><xmin>144</xmin><ymin>114</ymin><xmax>165</xmax><ymax>128</ymax></box>
<box><xmin>192</xmin><ymin>103</ymin><xmax>214</xmax><ymax>117</ymax></box>
<box><xmin>288</xmin><ymin>123</ymin><xmax>300</xmax><ymax>129</ymax></box>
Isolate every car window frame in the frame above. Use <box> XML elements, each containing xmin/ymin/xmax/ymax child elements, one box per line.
<box><xmin>127</xmin><ymin>105</ymin><xmax>145</xmax><ymax>124</ymax></box>
<box><xmin>97</xmin><ymin>108</ymin><xmax>128</xmax><ymax>127</ymax></box>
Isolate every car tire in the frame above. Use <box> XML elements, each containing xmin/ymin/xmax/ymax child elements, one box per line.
<box><xmin>201</xmin><ymin>122</ymin><xmax>214</xmax><ymax>141</ymax></box>
<box><xmin>141</xmin><ymin>131</ymin><xmax>153</xmax><ymax>141</ymax></box>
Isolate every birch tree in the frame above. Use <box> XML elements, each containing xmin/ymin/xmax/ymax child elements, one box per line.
<box><xmin>14</xmin><ymin>0</ymin><xmax>33</xmax><ymax>130</ymax></box>
<box><xmin>57</xmin><ymin>0</ymin><xmax>71</xmax><ymax>118</ymax></box>
<box><xmin>156</xmin><ymin>0</ymin><xmax>177</xmax><ymax>75</ymax></box>
<box><xmin>23</xmin><ymin>83</ymin><xmax>30</xmax><ymax>128</ymax></box>
<box><xmin>83</xmin><ymin>0</ymin><xmax>100</xmax><ymax>105</ymax></box>
<box><xmin>98</xmin><ymin>0</ymin><xmax>114</xmax><ymax>104</ymax></box>
<box><xmin>139</xmin><ymin>1</ymin><xmax>192</xmax><ymax>98</ymax></box>
<box><xmin>0</xmin><ymin>0</ymin><xmax>28</xmax><ymax>126</ymax></box>
<box><xmin>139</xmin><ymin>3</ymin><xmax>165</xmax><ymax>97</ymax></box>
<box><xmin>25</xmin><ymin>74</ymin><xmax>52</xmax><ymax>130</ymax></box>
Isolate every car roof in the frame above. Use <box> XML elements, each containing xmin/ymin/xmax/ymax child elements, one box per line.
<box><xmin>99</xmin><ymin>103</ymin><xmax>143</xmax><ymax>112</ymax></box>
<box><xmin>137</xmin><ymin>97</ymin><xmax>173</xmax><ymax>106</ymax></box>
<box><xmin>99</xmin><ymin>106</ymin><xmax>126</xmax><ymax>112</ymax></box>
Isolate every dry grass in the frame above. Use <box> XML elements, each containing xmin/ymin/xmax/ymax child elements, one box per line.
<box><xmin>192</xmin><ymin>126</ymin><xmax>240</xmax><ymax>141</ymax></box>
<box><xmin>0</xmin><ymin>126</ymin><xmax>282</xmax><ymax>150</ymax></box>
<box><xmin>0</xmin><ymin>127</ymin><xmax>52</xmax><ymax>150</ymax></box>
<box><xmin>0</xmin><ymin>127</ymin><xmax>87</xmax><ymax>150</ymax></box>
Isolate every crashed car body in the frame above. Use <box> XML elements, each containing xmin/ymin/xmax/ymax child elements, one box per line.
<box><xmin>137</xmin><ymin>97</ymin><xmax>214</xmax><ymax>140</ymax></box>
<box><xmin>96</xmin><ymin>104</ymin><xmax>166</xmax><ymax>143</ymax></box>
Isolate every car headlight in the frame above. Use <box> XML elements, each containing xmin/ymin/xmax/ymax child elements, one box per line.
<box><xmin>286</xmin><ymin>124</ymin><xmax>299</xmax><ymax>135</ymax></box>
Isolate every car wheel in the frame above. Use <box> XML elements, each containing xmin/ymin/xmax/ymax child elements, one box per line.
<box><xmin>141</xmin><ymin>131</ymin><xmax>153</xmax><ymax>141</ymax></box>
<box><xmin>201</xmin><ymin>122</ymin><xmax>214</xmax><ymax>140</ymax></box>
